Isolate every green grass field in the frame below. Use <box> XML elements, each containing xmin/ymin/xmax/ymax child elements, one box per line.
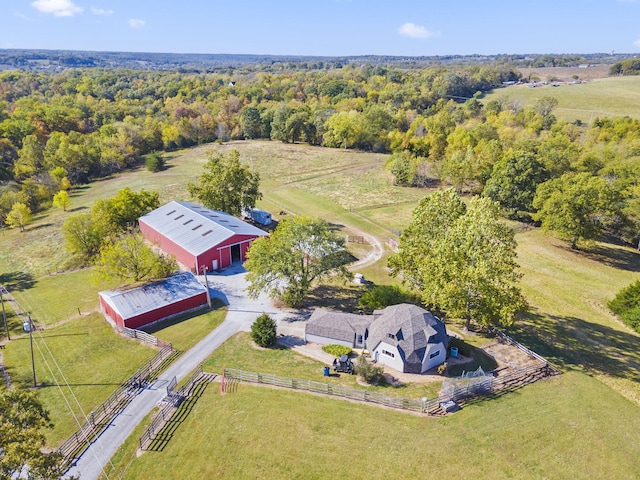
<box><xmin>1</xmin><ymin>136</ymin><xmax>639</xmax><ymax>475</ymax></box>
<box><xmin>101</xmin><ymin>372</ymin><xmax>640</xmax><ymax>480</ymax></box>
<box><xmin>2</xmin><ymin>312</ymin><xmax>155</xmax><ymax>444</ymax></box>
<box><xmin>481</xmin><ymin>75</ymin><xmax>640</xmax><ymax>123</ymax></box>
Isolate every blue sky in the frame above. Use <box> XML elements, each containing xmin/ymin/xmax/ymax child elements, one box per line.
<box><xmin>3</xmin><ymin>0</ymin><xmax>640</xmax><ymax>56</ymax></box>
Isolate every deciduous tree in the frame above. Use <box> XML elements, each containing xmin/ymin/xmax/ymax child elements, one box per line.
<box><xmin>5</xmin><ymin>202</ymin><xmax>32</xmax><ymax>232</ymax></box>
<box><xmin>0</xmin><ymin>389</ymin><xmax>70</xmax><ymax>480</ymax></box>
<box><xmin>532</xmin><ymin>172</ymin><xmax>624</xmax><ymax>249</ymax></box>
<box><xmin>98</xmin><ymin>234</ymin><xmax>176</xmax><ymax>282</ymax></box>
<box><xmin>52</xmin><ymin>190</ymin><xmax>71</xmax><ymax>211</ymax></box>
<box><xmin>187</xmin><ymin>149</ymin><xmax>261</xmax><ymax>216</ymax></box>
<box><xmin>389</xmin><ymin>189</ymin><xmax>525</xmax><ymax>329</ymax></box>
<box><xmin>245</xmin><ymin>217</ymin><xmax>350</xmax><ymax>308</ymax></box>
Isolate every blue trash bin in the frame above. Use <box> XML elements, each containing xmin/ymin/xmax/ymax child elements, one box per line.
<box><xmin>450</xmin><ymin>346</ymin><xmax>459</xmax><ymax>359</ymax></box>
<box><xmin>323</xmin><ymin>366</ymin><xmax>330</xmax><ymax>376</ymax></box>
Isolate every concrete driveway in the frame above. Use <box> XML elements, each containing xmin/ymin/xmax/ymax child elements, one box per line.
<box><xmin>67</xmin><ymin>265</ymin><xmax>293</xmax><ymax>480</ymax></box>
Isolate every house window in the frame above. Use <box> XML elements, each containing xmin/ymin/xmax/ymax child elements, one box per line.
<box><xmin>429</xmin><ymin>350</ymin><xmax>440</xmax><ymax>359</ymax></box>
<box><xmin>381</xmin><ymin>349</ymin><xmax>395</xmax><ymax>358</ymax></box>
<box><xmin>387</xmin><ymin>333</ymin><xmax>395</xmax><ymax>340</ymax></box>
<box><xmin>356</xmin><ymin>334</ymin><xmax>363</xmax><ymax>344</ymax></box>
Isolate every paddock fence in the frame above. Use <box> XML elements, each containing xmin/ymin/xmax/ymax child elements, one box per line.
<box><xmin>57</xmin><ymin>344</ymin><xmax>174</xmax><ymax>468</ymax></box>
<box><xmin>139</xmin><ymin>364</ymin><xmax>216</xmax><ymax>451</ymax></box>
<box><xmin>119</xmin><ymin>326</ymin><xmax>171</xmax><ymax>348</ymax></box>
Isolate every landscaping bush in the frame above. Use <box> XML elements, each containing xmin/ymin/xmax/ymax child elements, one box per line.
<box><xmin>321</xmin><ymin>344</ymin><xmax>352</xmax><ymax>357</ymax></box>
<box><xmin>355</xmin><ymin>355</ymin><xmax>385</xmax><ymax>385</ymax></box>
<box><xmin>358</xmin><ymin>284</ymin><xmax>420</xmax><ymax>311</ymax></box>
<box><xmin>250</xmin><ymin>313</ymin><xmax>277</xmax><ymax>348</ymax></box>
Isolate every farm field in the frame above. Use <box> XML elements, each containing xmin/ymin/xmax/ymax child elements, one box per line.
<box><xmin>102</xmin><ymin>372</ymin><xmax>640</xmax><ymax>480</ymax></box>
<box><xmin>482</xmin><ymin>75</ymin><xmax>640</xmax><ymax>123</ymax></box>
<box><xmin>1</xmin><ymin>138</ymin><xmax>639</xmax><ymax>468</ymax></box>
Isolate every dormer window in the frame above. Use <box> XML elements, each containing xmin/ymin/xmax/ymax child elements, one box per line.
<box><xmin>388</xmin><ymin>333</ymin><xmax>395</xmax><ymax>340</ymax></box>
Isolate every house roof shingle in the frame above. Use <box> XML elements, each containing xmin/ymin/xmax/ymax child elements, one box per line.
<box><xmin>305</xmin><ymin>309</ymin><xmax>373</xmax><ymax>343</ymax></box>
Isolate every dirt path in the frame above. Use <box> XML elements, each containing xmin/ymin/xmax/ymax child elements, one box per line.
<box><xmin>347</xmin><ymin>228</ymin><xmax>384</xmax><ymax>271</ymax></box>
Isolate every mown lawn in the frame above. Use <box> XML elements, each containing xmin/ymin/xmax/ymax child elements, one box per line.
<box><xmin>2</xmin><ymin>312</ymin><xmax>155</xmax><ymax>445</ymax></box>
<box><xmin>101</xmin><ymin>371</ymin><xmax>640</xmax><ymax>480</ymax></box>
<box><xmin>142</xmin><ymin>300</ymin><xmax>227</xmax><ymax>352</ymax></box>
<box><xmin>204</xmin><ymin>332</ymin><xmax>442</xmax><ymax>400</ymax></box>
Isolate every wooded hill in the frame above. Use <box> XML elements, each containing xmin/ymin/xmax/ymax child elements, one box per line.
<box><xmin>1</xmin><ymin>61</ymin><xmax>639</xmax><ymax>252</ymax></box>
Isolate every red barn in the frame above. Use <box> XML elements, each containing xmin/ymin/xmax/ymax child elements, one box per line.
<box><xmin>139</xmin><ymin>201</ymin><xmax>268</xmax><ymax>272</ymax></box>
<box><xmin>99</xmin><ymin>271</ymin><xmax>208</xmax><ymax>330</ymax></box>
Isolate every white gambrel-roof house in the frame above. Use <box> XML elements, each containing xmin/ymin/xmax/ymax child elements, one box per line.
<box><xmin>304</xmin><ymin>303</ymin><xmax>448</xmax><ymax>373</ymax></box>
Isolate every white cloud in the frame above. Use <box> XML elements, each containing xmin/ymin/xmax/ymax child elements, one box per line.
<box><xmin>128</xmin><ymin>18</ymin><xmax>146</xmax><ymax>28</ymax></box>
<box><xmin>91</xmin><ymin>7</ymin><xmax>113</xmax><ymax>15</ymax></box>
<box><xmin>31</xmin><ymin>0</ymin><xmax>83</xmax><ymax>17</ymax></box>
<box><xmin>398</xmin><ymin>22</ymin><xmax>439</xmax><ymax>39</ymax></box>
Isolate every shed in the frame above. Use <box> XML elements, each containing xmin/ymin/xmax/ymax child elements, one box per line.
<box><xmin>98</xmin><ymin>271</ymin><xmax>208</xmax><ymax>330</ymax></box>
<box><xmin>139</xmin><ymin>201</ymin><xmax>268</xmax><ymax>272</ymax></box>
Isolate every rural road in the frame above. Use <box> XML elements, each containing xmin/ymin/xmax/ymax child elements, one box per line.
<box><xmin>66</xmin><ymin>265</ymin><xmax>292</xmax><ymax>480</ymax></box>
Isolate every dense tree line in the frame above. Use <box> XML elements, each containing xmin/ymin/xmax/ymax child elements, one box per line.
<box><xmin>1</xmin><ymin>62</ymin><xmax>639</xmax><ymax>249</ymax></box>
<box><xmin>0</xmin><ymin>64</ymin><xmax>517</xmax><ymax>222</ymax></box>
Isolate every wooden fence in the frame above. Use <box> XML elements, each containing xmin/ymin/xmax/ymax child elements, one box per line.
<box><xmin>120</xmin><ymin>326</ymin><xmax>170</xmax><ymax>348</ymax></box>
<box><xmin>57</xmin><ymin>344</ymin><xmax>173</xmax><ymax>468</ymax></box>
<box><xmin>223</xmin><ymin>368</ymin><xmax>429</xmax><ymax>413</ymax></box>
<box><xmin>139</xmin><ymin>364</ymin><xmax>215</xmax><ymax>451</ymax></box>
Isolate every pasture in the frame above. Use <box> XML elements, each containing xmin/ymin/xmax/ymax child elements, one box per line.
<box><xmin>1</xmin><ymin>136</ymin><xmax>639</xmax><ymax>467</ymax></box>
<box><xmin>482</xmin><ymin>75</ymin><xmax>640</xmax><ymax>123</ymax></box>
<box><xmin>101</xmin><ymin>372</ymin><xmax>640</xmax><ymax>480</ymax></box>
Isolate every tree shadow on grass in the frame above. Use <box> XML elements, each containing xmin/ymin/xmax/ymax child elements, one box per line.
<box><xmin>304</xmin><ymin>284</ymin><xmax>365</xmax><ymax>312</ymax></box>
<box><xmin>0</xmin><ymin>271</ymin><xmax>36</xmax><ymax>291</ymax></box>
<box><xmin>567</xmin><ymin>244</ymin><xmax>640</xmax><ymax>272</ymax></box>
<box><xmin>147</xmin><ymin>380</ymin><xmax>210</xmax><ymax>452</ymax></box>
<box><xmin>506</xmin><ymin>310</ymin><xmax>640</xmax><ymax>383</ymax></box>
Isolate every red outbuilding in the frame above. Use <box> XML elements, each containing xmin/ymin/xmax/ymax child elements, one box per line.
<box><xmin>139</xmin><ymin>201</ymin><xmax>268</xmax><ymax>273</ymax></box>
<box><xmin>99</xmin><ymin>271</ymin><xmax>208</xmax><ymax>330</ymax></box>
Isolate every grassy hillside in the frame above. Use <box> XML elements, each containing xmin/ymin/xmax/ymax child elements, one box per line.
<box><xmin>481</xmin><ymin>75</ymin><xmax>640</xmax><ymax>123</ymax></box>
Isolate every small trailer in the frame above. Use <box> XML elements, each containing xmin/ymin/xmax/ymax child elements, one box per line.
<box><xmin>242</xmin><ymin>208</ymin><xmax>272</xmax><ymax>226</ymax></box>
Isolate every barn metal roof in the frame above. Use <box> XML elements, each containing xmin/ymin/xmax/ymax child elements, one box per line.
<box><xmin>139</xmin><ymin>201</ymin><xmax>268</xmax><ymax>255</ymax></box>
<box><xmin>99</xmin><ymin>271</ymin><xmax>207</xmax><ymax>320</ymax></box>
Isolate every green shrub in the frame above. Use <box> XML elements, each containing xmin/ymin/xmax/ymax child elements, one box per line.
<box><xmin>250</xmin><ymin>313</ymin><xmax>277</xmax><ymax>348</ymax></box>
<box><xmin>355</xmin><ymin>355</ymin><xmax>385</xmax><ymax>385</ymax></box>
<box><xmin>321</xmin><ymin>344</ymin><xmax>352</xmax><ymax>357</ymax></box>
<box><xmin>358</xmin><ymin>284</ymin><xmax>420</xmax><ymax>311</ymax></box>
<box><xmin>145</xmin><ymin>152</ymin><xmax>165</xmax><ymax>172</ymax></box>
<box><xmin>608</xmin><ymin>280</ymin><xmax>640</xmax><ymax>333</ymax></box>
<box><xmin>437</xmin><ymin>362</ymin><xmax>448</xmax><ymax>375</ymax></box>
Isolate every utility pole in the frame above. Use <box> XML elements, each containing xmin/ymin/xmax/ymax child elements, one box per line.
<box><xmin>201</xmin><ymin>265</ymin><xmax>212</xmax><ymax>309</ymax></box>
<box><xmin>23</xmin><ymin>314</ymin><xmax>36</xmax><ymax>387</ymax></box>
<box><xmin>0</xmin><ymin>290</ymin><xmax>9</xmax><ymax>340</ymax></box>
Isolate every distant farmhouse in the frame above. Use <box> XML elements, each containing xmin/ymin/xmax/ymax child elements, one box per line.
<box><xmin>99</xmin><ymin>271</ymin><xmax>208</xmax><ymax>330</ymax></box>
<box><xmin>305</xmin><ymin>304</ymin><xmax>448</xmax><ymax>374</ymax></box>
<box><xmin>139</xmin><ymin>201</ymin><xmax>268</xmax><ymax>273</ymax></box>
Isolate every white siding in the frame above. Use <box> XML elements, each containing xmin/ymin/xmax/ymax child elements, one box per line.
<box><xmin>305</xmin><ymin>333</ymin><xmax>353</xmax><ymax>348</ymax></box>
<box><xmin>371</xmin><ymin>341</ymin><xmax>404</xmax><ymax>372</ymax></box>
<box><xmin>421</xmin><ymin>342</ymin><xmax>446</xmax><ymax>372</ymax></box>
